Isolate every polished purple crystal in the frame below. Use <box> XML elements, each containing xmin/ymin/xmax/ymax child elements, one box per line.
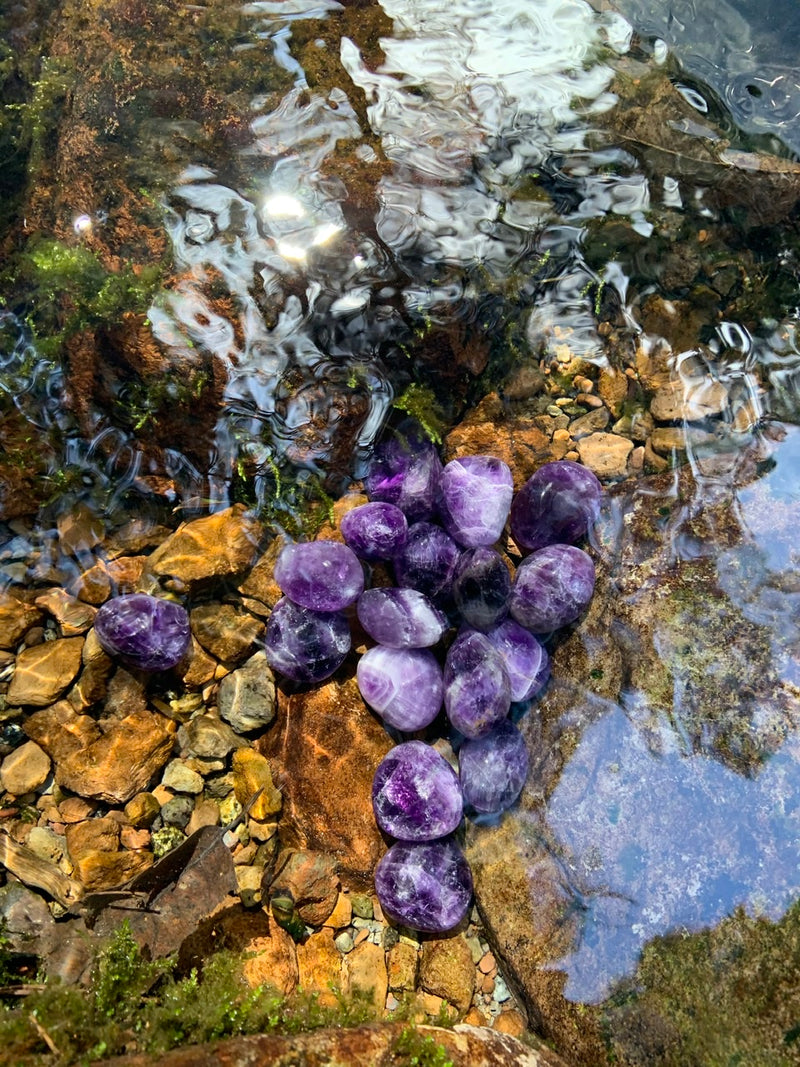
<box><xmin>482</xmin><ymin>618</ymin><xmax>550</xmax><ymax>702</ymax></box>
<box><xmin>392</xmin><ymin>522</ymin><xmax>460</xmax><ymax>602</ymax></box>
<box><xmin>357</xmin><ymin>588</ymin><xmax>447</xmax><ymax>648</ymax></box>
<box><xmin>340</xmin><ymin>502</ymin><xmax>408</xmax><ymax>562</ymax></box>
<box><xmin>264</xmin><ymin>597</ymin><xmax>350</xmax><ymax>683</ymax></box>
<box><xmin>458</xmin><ymin>719</ymin><xmax>529</xmax><ymax>814</ymax></box>
<box><xmin>273</xmin><ymin>540</ymin><xmax>364</xmax><ymax>612</ymax></box>
<box><xmin>365</xmin><ymin>423</ymin><xmax>443</xmax><ymax>522</ymax></box>
<box><xmin>372</xmin><ymin>740</ymin><xmax>463</xmax><ymax>841</ymax></box>
<box><xmin>357</xmin><ymin>646</ymin><xmax>443</xmax><ymax>731</ymax></box>
<box><xmin>374</xmin><ymin>837</ymin><xmax>473</xmax><ymax>933</ymax></box>
<box><xmin>510</xmin><ymin>460</ymin><xmax>602</xmax><ymax>552</ymax></box>
<box><xmin>443</xmin><ymin>631</ymin><xmax>511</xmax><ymax>739</ymax></box>
<box><xmin>510</xmin><ymin>544</ymin><xmax>595</xmax><ymax>633</ymax></box>
<box><xmin>94</xmin><ymin>593</ymin><xmax>191</xmax><ymax>672</ymax></box>
<box><xmin>452</xmin><ymin>548</ymin><xmax>511</xmax><ymax>631</ymax></box>
<box><xmin>438</xmin><ymin>455</ymin><xmax>513</xmax><ymax>547</ymax></box>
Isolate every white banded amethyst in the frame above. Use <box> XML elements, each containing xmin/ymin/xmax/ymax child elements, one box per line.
<box><xmin>444</xmin><ymin>631</ymin><xmax>511</xmax><ymax>739</ymax></box>
<box><xmin>357</xmin><ymin>588</ymin><xmax>447</xmax><ymax>648</ymax></box>
<box><xmin>452</xmin><ymin>548</ymin><xmax>511</xmax><ymax>631</ymax></box>
<box><xmin>438</xmin><ymin>455</ymin><xmax>513</xmax><ymax>547</ymax></box>
<box><xmin>393</xmin><ymin>522</ymin><xmax>460</xmax><ymax>602</ymax></box>
<box><xmin>374</xmin><ymin>837</ymin><xmax>473</xmax><ymax>933</ymax></box>
<box><xmin>357</xmin><ymin>646</ymin><xmax>443</xmax><ymax>731</ymax></box>
<box><xmin>340</xmin><ymin>502</ymin><xmax>408</xmax><ymax>562</ymax></box>
<box><xmin>372</xmin><ymin>740</ymin><xmax>463</xmax><ymax>841</ymax></box>
<box><xmin>264</xmin><ymin>597</ymin><xmax>351</xmax><ymax>683</ymax></box>
<box><xmin>510</xmin><ymin>460</ymin><xmax>602</xmax><ymax>552</ymax></box>
<box><xmin>510</xmin><ymin>544</ymin><xmax>595</xmax><ymax>633</ymax></box>
<box><xmin>458</xmin><ymin>719</ymin><xmax>529</xmax><ymax>814</ymax></box>
<box><xmin>365</xmin><ymin>423</ymin><xmax>443</xmax><ymax>522</ymax></box>
<box><xmin>482</xmin><ymin>618</ymin><xmax>550</xmax><ymax>702</ymax></box>
<box><xmin>94</xmin><ymin>593</ymin><xmax>191</xmax><ymax>672</ymax></box>
<box><xmin>273</xmin><ymin>540</ymin><xmax>364</xmax><ymax>612</ymax></box>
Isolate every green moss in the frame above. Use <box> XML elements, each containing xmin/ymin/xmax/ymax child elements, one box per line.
<box><xmin>389</xmin><ymin>1025</ymin><xmax>455</xmax><ymax>1066</ymax></box>
<box><xmin>393</xmin><ymin>384</ymin><xmax>447</xmax><ymax>445</ymax></box>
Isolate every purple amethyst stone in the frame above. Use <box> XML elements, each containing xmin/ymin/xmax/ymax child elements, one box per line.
<box><xmin>482</xmin><ymin>618</ymin><xmax>550</xmax><ymax>702</ymax></box>
<box><xmin>94</xmin><ymin>593</ymin><xmax>191</xmax><ymax>672</ymax></box>
<box><xmin>374</xmin><ymin>837</ymin><xmax>473</xmax><ymax>933</ymax></box>
<box><xmin>356</xmin><ymin>588</ymin><xmax>447</xmax><ymax>648</ymax></box>
<box><xmin>510</xmin><ymin>460</ymin><xmax>602</xmax><ymax>552</ymax></box>
<box><xmin>458</xmin><ymin>719</ymin><xmax>530</xmax><ymax>814</ymax></box>
<box><xmin>357</xmin><ymin>646</ymin><xmax>443</xmax><ymax>731</ymax></box>
<box><xmin>264</xmin><ymin>597</ymin><xmax>351</xmax><ymax>683</ymax></box>
<box><xmin>510</xmin><ymin>543</ymin><xmax>595</xmax><ymax>633</ymax></box>
<box><xmin>340</xmin><ymin>502</ymin><xmax>408</xmax><ymax>562</ymax></box>
<box><xmin>452</xmin><ymin>548</ymin><xmax>511</xmax><ymax>631</ymax></box>
<box><xmin>365</xmin><ymin>423</ymin><xmax>443</xmax><ymax>522</ymax></box>
<box><xmin>438</xmin><ymin>455</ymin><xmax>513</xmax><ymax>547</ymax></box>
<box><xmin>372</xmin><ymin>740</ymin><xmax>463</xmax><ymax>841</ymax></box>
<box><xmin>443</xmin><ymin>631</ymin><xmax>511</xmax><ymax>739</ymax></box>
<box><xmin>273</xmin><ymin>540</ymin><xmax>364</xmax><ymax>612</ymax></box>
<box><xmin>392</xmin><ymin>522</ymin><xmax>460</xmax><ymax>602</ymax></box>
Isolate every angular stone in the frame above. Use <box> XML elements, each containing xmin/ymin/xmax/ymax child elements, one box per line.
<box><xmin>232</xmin><ymin>748</ymin><xmax>282</xmax><ymax>820</ymax></box>
<box><xmin>161</xmin><ymin>759</ymin><xmax>204</xmax><ymax>795</ymax></box>
<box><xmin>0</xmin><ymin>741</ymin><xmax>51</xmax><ymax>796</ymax></box>
<box><xmin>218</xmin><ymin>650</ymin><xmax>276</xmax><ymax>734</ymax></box>
<box><xmin>296</xmin><ymin>928</ymin><xmax>343</xmax><ymax>1008</ymax></box>
<box><xmin>65</xmin><ymin>816</ymin><xmax>120</xmax><ymax>861</ymax></box>
<box><xmin>7</xmin><ymin>637</ymin><xmax>84</xmax><ymax>707</ymax></box>
<box><xmin>0</xmin><ymin>593</ymin><xmax>43</xmax><ymax>649</ymax></box>
<box><xmin>34</xmin><ymin>588</ymin><xmax>97</xmax><ymax>636</ymax></box>
<box><xmin>190</xmin><ymin>602</ymin><xmax>265</xmax><ymax>665</ymax></box>
<box><xmin>268</xmin><ymin>848</ymin><xmax>340</xmax><ymax>926</ymax></box>
<box><xmin>387</xmin><ymin>940</ymin><xmax>419</xmax><ymax>992</ymax></box>
<box><xmin>650</xmin><ymin>378</ymin><xmax>728</xmax><ymax>422</ymax></box>
<box><xmin>241</xmin><ymin>919</ymin><xmax>299</xmax><ymax>996</ymax></box>
<box><xmin>124</xmin><ymin>792</ymin><xmax>161</xmax><ymax>829</ymax></box>
<box><xmin>343</xmin><ymin>939</ymin><xmax>388</xmax><ymax>1012</ymax></box>
<box><xmin>145</xmin><ymin>504</ymin><xmax>263</xmax><ymax>586</ymax></box>
<box><xmin>73</xmin><ymin>847</ymin><xmax>154</xmax><ymax>891</ymax></box>
<box><xmin>56</xmin><ymin>503</ymin><xmax>104</xmax><ymax>556</ymax></box>
<box><xmin>68</xmin><ymin>629</ymin><xmax>114</xmax><ymax>709</ymax></box>
<box><xmin>237</xmin><ymin>535</ymin><xmax>289</xmax><ymax>612</ymax></box>
<box><xmin>568</xmin><ymin>406</ymin><xmax>610</xmax><ymax>439</ymax></box>
<box><xmin>178</xmin><ymin>714</ymin><xmax>241</xmax><ymax>759</ymax></box>
<box><xmin>576</xmin><ymin>432</ymin><xmax>633</xmax><ymax>479</ymax></box>
<box><xmin>419</xmin><ymin>935</ymin><xmax>476</xmax><ymax>1013</ymax></box>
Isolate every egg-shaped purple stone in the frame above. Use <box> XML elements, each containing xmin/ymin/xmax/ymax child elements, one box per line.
<box><xmin>356</xmin><ymin>588</ymin><xmax>447</xmax><ymax>649</ymax></box>
<box><xmin>510</xmin><ymin>543</ymin><xmax>595</xmax><ymax>633</ymax></box>
<box><xmin>340</xmin><ymin>502</ymin><xmax>408</xmax><ymax>562</ymax></box>
<box><xmin>458</xmin><ymin>719</ymin><xmax>529</xmax><ymax>814</ymax></box>
<box><xmin>438</xmin><ymin>455</ymin><xmax>513</xmax><ymax>547</ymax></box>
<box><xmin>374</xmin><ymin>837</ymin><xmax>473</xmax><ymax>933</ymax></box>
<box><xmin>365</xmin><ymin>423</ymin><xmax>443</xmax><ymax>522</ymax></box>
<box><xmin>273</xmin><ymin>540</ymin><xmax>364</xmax><ymax>612</ymax></box>
<box><xmin>94</xmin><ymin>593</ymin><xmax>191</xmax><ymax>672</ymax></box>
<box><xmin>393</xmin><ymin>522</ymin><xmax>460</xmax><ymax>602</ymax></box>
<box><xmin>372</xmin><ymin>740</ymin><xmax>463</xmax><ymax>841</ymax></box>
<box><xmin>357</xmin><ymin>646</ymin><xmax>443</xmax><ymax>731</ymax></box>
<box><xmin>443</xmin><ymin>631</ymin><xmax>511</xmax><ymax>739</ymax></box>
<box><xmin>264</xmin><ymin>597</ymin><xmax>351</xmax><ymax>683</ymax></box>
<box><xmin>482</xmin><ymin>618</ymin><xmax>550</xmax><ymax>702</ymax></box>
<box><xmin>510</xmin><ymin>460</ymin><xmax>602</xmax><ymax>552</ymax></box>
<box><xmin>452</xmin><ymin>548</ymin><xmax>511</xmax><ymax>631</ymax></box>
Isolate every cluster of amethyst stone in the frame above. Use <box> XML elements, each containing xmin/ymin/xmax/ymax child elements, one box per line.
<box><xmin>264</xmin><ymin>426</ymin><xmax>602</xmax><ymax>934</ymax></box>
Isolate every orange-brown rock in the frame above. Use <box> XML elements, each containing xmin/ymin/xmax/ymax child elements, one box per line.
<box><xmin>144</xmin><ymin>505</ymin><xmax>263</xmax><ymax>587</ymax></box>
<box><xmin>73</xmin><ymin>848</ymin><xmax>153</xmax><ymax>891</ymax></box>
<box><xmin>258</xmin><ymin>673</ymin><xmax>393</xmax><ymax>889</ymax></box>
<box><xmin>34</xmin><ymin>588</ymin><xmax>97</xmax><ymax>636</ymax></box>
<box><xmin>190</xmin><ymin>603</ymin><xmax>264</xmax><ymax>665</ymax></box>
<box><xmin>7</xmin><ymin>637</ymin><xmax>84</xmax><ymax>707</ymax></box>
<box><xmin>231</xmin><ymin>748</ymin><xmax>281</xmax><ymax>821</ymax></box>
<box><xmin>268</xmin><ymin>848</ymin><xmax>340</xmax><ymax>926</ymax></box>
<box><xmin>0</xmin><ymin>593</ymin><xmax>44</xmax><ymax>650</ymax></box>
<box><xmin>65</xmin><ymin>816</ymin><xmax>120</xmax><ymax>861</ymax></box>
<box><xmin>387</xmin><ymin>939</ymin><xmax>419</xmax><ymax>993</ymax></box>
<box><xmin>191</xmin><ymin>905</ymin><xmax>298</xmax><ymax>996</ymax></box>
<box><xmin>237</xmin><ymin>535</ymin><xmax>288</xmax><ymax>612</ymax></box>
<box><xmin>343</xmin><ymin>939</ymin><xmax>387</xmax><ymax>1012</ymax></box>
<box><xmin>0</xmin><ymin>740</ymin><xmax>51</xmax><ymax>796</ymax></box>
<box><xmin>68</xmin><ymin>630</ymin><xmax>114</xmax><ymax>709</ymax></box>
<box><xmin>295</xmin><ymin>927</ymin><xmax>344</xmax><ymax>1007</ymax></box>
<box><xmin>419</xmin><ymin>935</ymin><xmax>477</xmax><ymax>1014</ymax></box>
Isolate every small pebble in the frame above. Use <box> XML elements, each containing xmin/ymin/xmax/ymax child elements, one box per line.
<box><xmin>335</xmin><ymin>931</ymin><xmax>355</xmax><ymax>953</ymax></box>
<box><xmin>493</xmin><ymin>974</ymin><xmax>511</xmax><ymax>1003</ymax></box>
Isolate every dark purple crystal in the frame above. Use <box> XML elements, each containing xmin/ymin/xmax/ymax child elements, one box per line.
<box><xmin>264</xmin><ymin>597</ymin><xmax>350</xmax><ymax>684</ymax></box>
<box><xmin>273</xmin><ymin>540</ymin><xmax>364</xmax><ymax>612</ymax></box>
<box><xmin>356</xmin><ymin>588</ymin><xmax>447</xmax><ymax>648</ymax></box>
<box><xmin>365</xmin><ymin>423</ymin><xmax>443</xmax><ymax>522</ymax></box>
<box><xmin>340</xmin><ymin>502</ymin><xmax>408</xmax><ymax>562</ymax></box>
<box><xmin>94</xmin><ymin>593</ymin><xmax>191</xmax><ymax>672</ymax></box>
<box><xmin>438</xmin><ymin>455</ymin><xmax>513</xmax><ymax>547</ymax></box>
<box><xmin>357</xmin><ymin>646</ymin><xmax>443</xmax><ymax>731</ymax></box>
<box><xmin>443</xmin><ymin>631</ymin><xmax>511</xmax><ymax>739</ymax></box>
<box><xmin>372</xmin><ymin>740</ymin><xmax>463</xmax><ymax>841</ymax></box>
<box><xmin>458</xmin><ymin>719</ymin><xmax>529</xmax><ymax>814</ymax></box>
<box><xmin>452</xmin><ymin>548</ymin><xmax>511</xmax><ymax>631</ymax></box>
<box><xmin>510</xmin><ymin>543</ymin><xmax>595</xmax><ymax>633</ymax></box>
<box><xmin>482</xmin><ymin>618</ymin><xmax>550</xmax><ymax>702</ymax></box>
<box><xmin>510</xmin><ymin>460</ymin><xmax>602</xmax><ymax>552</ymax></box>
<box><xmin>374</xmin><ymin>837</ymin><xmax>473</xmax><ymax>933</ymax></box>
<box><xmin>392</xmin><ymin>522</ymin><xmax>460</xmax><ymax>602</ymax></box>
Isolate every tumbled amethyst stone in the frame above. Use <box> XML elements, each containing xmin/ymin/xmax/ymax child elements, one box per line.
<box><xmin>452</xmin><ymin>548</ymin><xmax>511</xmax><ymax>631</ymax></box>
<box><xmin>273</xmin><ymin>540</ymin><xmax>364</xmax><ymax>612</ymax></box>
<box><xmin>357</xmin><ymin>588</ymin><xmax>447</xmax><ymax>648</ymax></box>
<box><xmin>374</xmin><ymin>837</ymin><xmax>473</xmax><ymax>933</ymax></box>
<box><xmin>372</xmin><ymin>740</ymin><xmax>463</xmax><ymax>841</ymax></box>
<box><xmin>393</xmin><ymin>522</ymin><xmax>460</xmax><ymax>602</ymax></box>
<box><xmin>482</xmin><ymin>618</ymin><xmax>550</xmax><ymax>702</ymax></box>
<box><xmin>365</xmin><ymin>423</ymin><xmax>443</xmax><ymax>522</ymax></box>
<box><xmin>443</xmin><ymin>631</ymin><xmax>511</xmax><ymax>739</ymax></box>
<box><xmin>357</xmin><ymin>646</ymin><xmax>443</xmax><ymax>731</ymax></box>
<box><xmin>510</xmin><ymin>460</ymin><xmax>602</xmax><ymax>552</ymax></box>
<box><xmin>340</xmin><ymin>502</ymin><xmax>408</xmax><ymax>562</ymax></box>
<box><xmin>459</xmin><ymin>719</ymin><xmax>529</xmax><ymax>814</ymax></box>
<box><xmin>510</xmin><ymin>544</ymin><xmax>595</xmax><ymax>633</ymax></box>
<box><xmin>94</xmin><ymin>593</ymin><xmax>191</xmax><ymax>672</ymax></box>
<box><xmin>264</xmin><ymin>597</ymin><xmax>350</xmax><ymax>683</ymax></box>
<box><xmin>438</xmin><ymin>455</ymin><xmax>513</xmax><ymax>547</ymax></box>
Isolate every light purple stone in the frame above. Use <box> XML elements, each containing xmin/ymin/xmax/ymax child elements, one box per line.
<box><xmin>264</xmin><ymin>597</ymin><xmax>351</xmax><ymax>683</ymax></box>
<box><xmin>392</xmin><ymin>522</ymin><xmax>460</xmax><ymax>602</ymax></box>
<box><xmin>357</xmin><ymin>646</ymin><xmax>443</xmax><ymax>731</ymax></box>
<box><xmin>357</xmin><ymin>588</ymin><xmax>447</xmax><ymax>648</ymax></box>
<box><xmin>510</xmin><ymin>460</ymin><xmax>602</xmax><ymax>552</ymax></box>
<box><xmin>273</xmin><ymin>540</ymin><xmax>364</xmax><ymax>612</ymax></box>
<box><xmin>372</xmin><ymin>740</ymin><xmax>463</xmax><ymax>841</ymax></box>
<box><xmin>365</xmin><ymin>423</ymin><xmax>443</xmax><ymax>522</ymax></box>
<box><xmin>482</xmin><ymin>618</ymin><xmax>550</xmax><ymax>702</ymax></box>
<box><xmin>374</xmin><ymin>837</ymin><xmax>473</xmax><ymax>933</ymax></box>
<box><xmin>452</xmin><ymin>548</ymin><xmax>511</xmax><ymax>631</ymax></box>
<box><xmin>510</xmin><ymin>544</ymin><xmax>595</xmax><ymax>633</ymax></box>
<box><xmin>438</xmin><ymin>455</ymin><xmax>513</xmax><ymax>547</ymax></box>
<box><xmin>443</xmin><ymin>631</ymin><xmax>511</xmax><ymax>739</ymax></box>
<box><xmin>94</xmin><ymin>593</ymin><xmax>191</xmax><ymax>672</ymax></box>
<box><xmin>340</xmin><ymin>502</ymin><xmax>408</xmax><ymax>562</ymax></box>
<box><xmin>458</xmin><ymin>719</ymin><xmax>529</xmax><ymax>814</ymax></box>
